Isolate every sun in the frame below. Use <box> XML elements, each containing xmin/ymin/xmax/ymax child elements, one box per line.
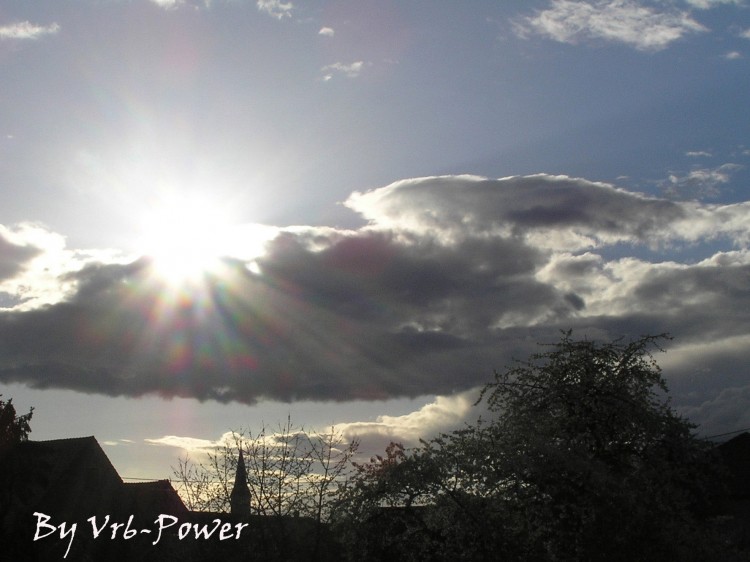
<box><xmin>138</xmin><ymin>193</ymin><xmax>236</xmax><ymax>284</ymax></box>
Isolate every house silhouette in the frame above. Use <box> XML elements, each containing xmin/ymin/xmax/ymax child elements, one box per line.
<box><xmin>717</xmin><ymin>431</ymin><xmax>750</xmax><ymax>550</ymax></box>
<box><xmin>4</xmin><ymin>432</ymin><xmax>749</xmax><ymax>560</ymax></box>
<box><xmin>0</xmin><ymin>435</ymin><xmax>338</xmax><ymax>561</ymax></box>
<box><xmin>0</xmin><ymin>436</ymin><xmax>189</xmax><ymax>560</ymax></box>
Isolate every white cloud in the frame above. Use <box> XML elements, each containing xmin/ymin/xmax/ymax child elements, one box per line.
<box><xmin>669</xmin><ymin>200</ymin><xmax>750</xmax><ymax>246</ymax></box>
<box><xmin>538</xmin><ymin>249</ymin><xmax>750</xmax><ymax>319</ymax></box>
<box><xmin>319</xmin><ymin>27</ymin><xmax>335</xmax><ymax>37</ymax></box>
<box><xmin>321</xmin><ymin>61</ymin><xmax>365</xmax><ymax>81</ymax></box>
<box><xmin>145</xmin><ymin>434</ymin><xmax>223</xmax><ymax>453</ymax></box>
<box><xmin>684</xmin><ymin>0</ymin><xmax>745</xmax><ymax>8</ymax></box>
<box><xmin>257</xmin><ymin>0</ymin><xmax>293</xmax><ymax>20</ymax></box>
<box><xmin>741</xmin><ymin>28</ymin><xmax>750</xmax><ymax>39</ymax></box>
<box><xmin>0</xmin><ymin>222</ymin><xmax>130</xmax><ymax>311</ymax></box>
<box><xmin>346</xmin><ymin>174</ymin><xmax>688</xmax><ymax>250</ymax></box>
<box><xmin>517</xmin><ymin>0</ymin><xmax>707</xmax><ymax>51</ymax></box>
<box><xmin>149</xmin><ymin>0</ymin><xmax>184</xmax><ymax>8</ymax></box>
<box><xmin>334</xmin><ymin>392</ymin><xmax>478</xmax><ymax>449</ymax></box>
<box><xmin>686</xmin><ymin>150</ymin><xmax>712</xmax><ymax>157</ymax></box>
<box><xmin>724</xmin><ymin>50</ymin><xmax>742</xmax><ymax>59</ymax></box>
<box><xmin>661</xmin><ymin>163</ymin><xmax>742</xmax><ymax>200</ymax></box>
<box><xmin>147</xmin><ymin>0</ymin><xmax>226</xmax><ymax>10</ymax></box>
<box><xmin>0</xmin><ymin>21</ymin><xmax>60</xmax><ymax>40</ymax></box>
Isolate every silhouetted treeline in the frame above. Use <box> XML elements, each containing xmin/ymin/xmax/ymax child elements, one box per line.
<box><xmin>331</xmin><ymin>333</ymin><xmax>750</xmax><ymax>561</ymax></box>
<box><xmin>2</xmin><ymin>334</ymin><xmax>750</xmax><ymax>561</ymax></box>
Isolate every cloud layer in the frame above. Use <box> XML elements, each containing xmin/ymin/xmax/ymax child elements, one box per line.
<box><xmin>1</xmin><ymin>174</ymin><xmax>749</xmax><ymax>435</ymax></box>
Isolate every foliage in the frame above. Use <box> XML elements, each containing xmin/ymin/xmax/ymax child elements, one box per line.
<box><xmin>333</xmin><ymin>332</ymin><xmax>731</xmax><ymax>561</ymax></box>
<box><xmin>0</xmin><ymin>395</ymin><xmax>33</xmax><ymax>454</ymax></box>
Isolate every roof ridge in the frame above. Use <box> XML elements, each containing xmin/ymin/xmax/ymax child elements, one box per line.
<box><xmin>30</xmin><ymin>435</ymin><xmax>97</xmax><ymax>444</ymax></box>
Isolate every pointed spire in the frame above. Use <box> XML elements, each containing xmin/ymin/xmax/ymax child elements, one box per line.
<box><xmin>235</xmin><ymin>449</ymin><xmax>248</xmax><ymax>485</ymax></box>
<box><xmin>230</xmin><ymin>447</ymin><xmax>251</xmax><ymax>517</ymax></box>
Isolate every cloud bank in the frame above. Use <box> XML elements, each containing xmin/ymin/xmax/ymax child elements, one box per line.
<box><xmin>1</xmin><ymin>174</ymin><xmax>749</xmax><ymax>436</ymax></box>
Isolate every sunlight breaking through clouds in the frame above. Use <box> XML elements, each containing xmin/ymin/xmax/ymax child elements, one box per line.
<box><xmin>0</xmin><ymin>0</ymin><xmax>747</xmax><ymax>494</ymax></box>
<box><xmin>1</xmin><ymin>174</ymin><xmax>750</xmax><ymax>425</ymax></box>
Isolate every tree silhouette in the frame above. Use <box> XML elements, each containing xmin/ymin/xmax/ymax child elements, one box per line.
<box><xmin>0</xmin><ymin>395</ymin><xmax>33</xmax><ymax>455</ymax></box>
<box><xmin>172</xmin><ymin>418</ymin><xmax>357</xmax><ymax>560</ymax></box>
<box><xmin>0</xmin><ymin>395</ymin><xmax>34</xmax><ymax>561</ymax></box>
<box><xmin>334</xmin><ymin>333</ymin><xmax>732</xmax><ymax>561</ymax></box>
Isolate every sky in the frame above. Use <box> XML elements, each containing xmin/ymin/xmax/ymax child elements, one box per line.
<box><xmin>1</xmin><ymin>0</ymin><xmax>750</xmax><ymax>481</ymax></box>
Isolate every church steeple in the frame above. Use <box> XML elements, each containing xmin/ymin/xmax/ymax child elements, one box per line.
<box><xmin>230</xmin><ymin>448</ymin><xmax>251</xmax><ymax>517</ymax></box>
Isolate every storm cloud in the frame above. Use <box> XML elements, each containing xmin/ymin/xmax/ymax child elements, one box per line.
<box><xmin>1</xmin><ymin>174</ymin><xmax>748</xmax><ymax>434</ymax></box>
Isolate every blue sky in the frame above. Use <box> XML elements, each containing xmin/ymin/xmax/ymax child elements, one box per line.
<box><xmin>1</xmin><ymin>0</ymin><xmax>749</xmax><ymax>480</ymax></box>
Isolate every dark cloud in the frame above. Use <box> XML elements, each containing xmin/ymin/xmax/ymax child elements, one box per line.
<box><xmin>563</xmin><ymin>292</ymin><xmax>586</xmax><ymax>311</ymax></box>
<box><xmin>0</xmin><ymin>232</ymin><xmax>567</xmax><ymax>403</ymax></box>
<box><xmin>633</xmin><ymin>262</ymin><xmax>750</xmax><ymax>320</ymax></box>
<box><xmin>259</xmin><ymin>230</ymin><xmax>549</xmax><ymax>328</ymax></box>
<box><xmin>0</xmin><ymin>174</ymin><xmax>748</xmax><ymax>431</ymax></box>
<box><xmin>0</xmin><ymin>232</ymin><xmax>40</xmax><ymax>281</ymax></box>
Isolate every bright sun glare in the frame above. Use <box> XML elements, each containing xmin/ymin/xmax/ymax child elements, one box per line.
<box><xmin>139</xmin><ymin>194</ymin><xmax>236</xmax><ymax>283</ymax></box>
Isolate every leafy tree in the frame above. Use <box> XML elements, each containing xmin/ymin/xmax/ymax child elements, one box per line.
<box><xmin>334</xmin><ymin>333</ymin><xmax>731</xmax><ymax>561</ymax></box>
<box><xmin>0</xmin><ymin>395</ymin><xmax>33</xmax><ymax>455</ymax></box>
<box><xmin>335</xmin><ymin>442</ymin><xmax>449</xmax><ymax>561</ymax></box>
